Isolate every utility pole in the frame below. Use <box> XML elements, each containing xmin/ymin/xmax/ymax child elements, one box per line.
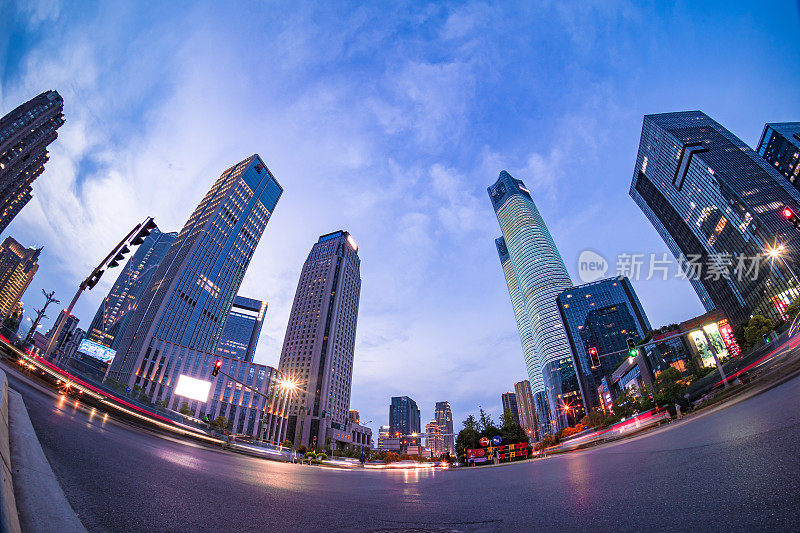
<box><xmin>44</xmin><ymin>217</ymin><xmax>157</xmax><ymax>358</ymax></box>
<box><xmin>24</xmin><ymin>289</ymin><xmax>59</xmax><ymax>345</ymax></box>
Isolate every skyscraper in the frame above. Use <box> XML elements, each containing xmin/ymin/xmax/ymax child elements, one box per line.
<box><xmin>86</xmin><ymin>228</ymin><xmax>177</xmax><ymax>349</ymax></box>
<box><xmin>757</xmin><ymin>122</ymin><xmax>800</xmax><ymax>188</ymax></box>
<box><xmin>501</xmin><ymin>391</ymin><xmax>520</xmax><ymax>425</ymax></box>
<box><xmin>434</xmin><ymin>400</ymin><xmax>454</xmax><ymax>456</ymax></box>
<box><xmin>214</xmin><ymin>295</ymin><xmax>267</xmax><ymax>362</ymax></box>
<box><xmin>0</xmin><ymin>90</ymin><xmax>64</xmax><ymax>233</ymax></box>
<box><xmin>489</xmin><ymin>171</ymin><xmax>575</xmax><ymax>431</ymax></box>
<box><xmin>514</xmin><ymin>380</ymin><xmax>539</xmax><ymax>441</ymax></box>
<box><xmin>389</xmin><ymin>396</ymin><xmax>420</xmax><ymax>437</ymax></box>
<box><xmin>557</xmin><ymin>276</ymin><xmax>652</xmax><ymax>413</ymax></box>
<box><xmin>630</xmin><ymin>111</ymin><xmax>800</xmax><ymax>324</ymax></box>
<box><xmin>47</xmin><ymin>309</ymin><xmax>79</xmax><ymax>364</ymax></box>
<box><xmin>0</xmin><ymin>237</ymin><xmax>41</xmax><ymax>318</ymax></box>
<box><xmin>425</xmin><ymin>419</ymin><xmax>441</xmax><ymax>456</ymax></box>
<box><xmin>108</xmin><ymin>155</ymin><xmax>283</xmax><ymax>404</ymax></box>
<box><xmin>275</xmin><ymin>230</ymin><xmax>362</xmax><ymax>448</ymax></box>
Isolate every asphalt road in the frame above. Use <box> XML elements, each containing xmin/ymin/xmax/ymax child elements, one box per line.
<box><xmin>6</xmin><ymin>367</ymin><xmax>800</xmax><ymax>532</ymax></box>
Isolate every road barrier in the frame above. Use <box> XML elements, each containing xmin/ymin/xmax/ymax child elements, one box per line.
<box><xmin>0</xmin><ymin>367</ymin><xmax>21</xmax><ymax>533</ymax></box>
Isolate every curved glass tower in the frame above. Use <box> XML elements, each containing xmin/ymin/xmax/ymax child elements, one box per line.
<box><xmin>489</xmin><ymin>171</ymin><xmax>574</xmax><ymax>431</ymax></box>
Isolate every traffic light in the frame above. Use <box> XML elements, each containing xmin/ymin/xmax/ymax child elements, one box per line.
<box><xmin>108</xmin><ymin>246</ymin><xmax>130</xmax><ymax>268</ymax></box>
<box><xmin>84</xmin><ymin>270</ymin><xmax>104</xmax><ymax>290</ymax></box>
<box><xmin>131</xmin><ymin>218</ymin><xmax>157</xmax><ymax>245</ymax></box>
<box><xmin>626</xmin><ymin>338</ymin><xmax>637</xmax><ymax>358</ymax></box>
<box><xmin>212</xmin><ymin>360</ymin><xmax>222</xmax><ymax>377</ymax></box>
<box><xmin>763</xmin><ymin>333</ymin><xmax>770</xmax><ymax>344</ymax></box>
<box><xmin>588</xmin><ymin>347</ymin><xmax>600</xmax><ymax>367</ymax></box>
<box><xmin>782</xmin><ymin>206</ymin><xmax>800</xmax><ymax>229</ymax></box>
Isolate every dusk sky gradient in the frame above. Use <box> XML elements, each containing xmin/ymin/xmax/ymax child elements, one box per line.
<box><xmin>1</xmin><ymin>0</ymin><xmax>798</xmax><ymax>434</ymax></box>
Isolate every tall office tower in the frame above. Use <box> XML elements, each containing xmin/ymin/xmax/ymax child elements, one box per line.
<box><xmin>501</xmin><ymin>391</ymin><xmax>520</xmax><ymax>425</ymax></box>
<box><xmin>434</xmin><ymin>401</ymin><xmax>455</xmax><ymax>456</ymax></box>
<box><xmin>109</xmin><ymin>155</ymin><xmax>283</xmax><ymax>404</ymax></box>
<box><xmin>0</xmin><ymin>237</ymin><xmax>40</xmax><ymax>318</ymax></box>
<box><xmin>275</xmin><ymin>230</ymin><xmax>362</xmax><ymax>448</ymax></box>
<box><xmin>86</xmin><ymin>228</ymin><xmax>177</xmax><ymax>349</ymax></box>
<box><xmin>425</xmin><ymin>420</ymin><xmax>441</xmax><ymax>456</ymax></box>
<box><xmin>489</xmin><ymin>171</ymin><xmax>575</xmax><ymax>431</ymax></box>
<box><xmin>389</xmin><ymin>396</ymin><xmax>420</xmax><ymax>437</ymax></box>
<box><xmin>630</xmin><ymin>111</ymin><xmax>800</xmax><ymax>324</ymax></box>
<box><xmin>514</xmin><ymin>380</ymin><xmax>539</xmax><ymax>441</ymax></box>
<box><xmin>0</xmin><ymin>91</ymin><xmax>64</xmax><ymax>233</ymax></box>
<box><xmin>757</xmin><ymin>123</ymin><xmax>800</xmax><ymax>188</ymax></box>
<box><xmin>557</xmin><ymin>276</ymin><xmax>652</xmax><ymax>413</ymax></box>
<box><xmin>348</xmin><ymin>410</ymin><xmax>360</xmax><ymax>424</ymax></box>
<box><xmin>214</xmin><ymin>295</ymin><xmax>267</xmax><ymax>362</ymax></box>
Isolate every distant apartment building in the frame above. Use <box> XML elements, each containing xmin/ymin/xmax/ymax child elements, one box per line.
<box><xmin>514</xmin><ymin>380</ymin><xmax>539</xmax><ymax>441</ymax></box>
<box><xmin>434</xmin><ymin>401</ymin><xmax>454</xmax><ymax>456</ymax></box>
<box><xmin>0</xmin><ymin>90</ymin><xmax>64</xmax><ymax>233</ymax></box>
<box><xmin>0</xmin><ymin>237</ymin><xmax>40</xmax><ymax>318</ymax></box>
<box><xmin>501</xmin><ymin>392</ymin><xmax>520</xmax><ymax>425</ymax></box>
<box><xmin>214</xmin><ymin>295</ymin><xmax>267</xmax><ymax>362</ymax></box>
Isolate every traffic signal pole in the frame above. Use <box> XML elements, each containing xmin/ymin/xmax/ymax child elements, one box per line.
<box><xmin>43</xmin><ymin>217</ymin><xmax>157</xmax><ymax>359</ymax></box>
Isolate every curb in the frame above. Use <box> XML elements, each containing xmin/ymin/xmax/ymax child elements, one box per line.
<box><xmin>8</xmin><ymin>388</ymin><xmax>86</xmax><ymax>532</ymax></box>
<box><xmin>0</xmin><ymin>368</ymin><xmax>21</xmax><ymax>533</ymax></box>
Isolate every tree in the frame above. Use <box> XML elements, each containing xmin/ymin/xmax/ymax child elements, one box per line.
<box><xmin>211</xmin><ymin>416</ymin><xmax>227</xmax><ymax>429</ymax></box>
<box><xmin>282</xmin><ymin>440</ymin><xmax>293</xmax><ymax>448</ymax></box>
<box><xmin>455</xmin><ymin>427</ymin><xmax>480</xmax><ymax>464</ymax></box>
<box><xmin>500</xmin><ymin>409</ymin><xmax>528</xmax><ymax>444</ymax></box>
<box><xmin>612</xmin><ymin>388</ymin><xmax>641</xmax><ymax>419</ymax></box>
<box><xmin>743</xmin><ymin>315</ymin><xmax>774</xmax><ymax>347</ymax></box>
<box><xmin>2</xmin><ymin>311</ymin><xmax>21</xmax><ymax>334</ymax></box>
<box><xmin>579</xmin><ymin>410</ymin><xmax>606</xmax><ymax>428</ymax></box>
<box><xmin>179</xmin><ymin>401</ymin><xmax>194</xmax><ymax>416</ymax></box>
<box><xmin>296</xmin><ymin>444</ymin><xmax>307</xmax><ymax>454</ymax></box>
<box><xmin>462</xmin><ymin>414</ymin><xmax>478</xmax><ymax>432</ymax></box>
<box><xmin>477</xmin><ymin>408</ymin><xmax>494</xmax><ymax>433</ymax></box>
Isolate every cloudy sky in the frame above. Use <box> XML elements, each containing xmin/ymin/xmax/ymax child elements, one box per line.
<box><xmin>1</xmin><ymin>1</ymin><xmax>798</xmax><ymax>433</ymax></box>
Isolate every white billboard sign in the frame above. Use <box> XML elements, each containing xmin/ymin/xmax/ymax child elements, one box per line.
<box><xmin>174</xmin><ymin>374</ymin><xmax>211</xmax><ymax>403</ymax></box>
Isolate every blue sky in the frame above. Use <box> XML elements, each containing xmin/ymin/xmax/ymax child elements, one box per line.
<box><xmin>1</xmin><ymin>0</ymin><xmax>799</xmax><ymax>434</ymax></box>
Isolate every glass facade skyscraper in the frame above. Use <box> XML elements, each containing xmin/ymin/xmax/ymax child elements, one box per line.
<box><xmin>273</xmin><ymin>230</ymin><xmax>362</xmax><ymax>448</ymax></box>
<box><xmin>109</xmin><ymin>155</ymin><xmax>283</xmax><ymax>402</ymax></box>
<box><xmin>87</xmin><ymin>228</ymin><xmax>177</xmax><ymax>349</ymax></box>
<box><xmin>556</xmin><ymin>276</ymin><xmax>652</xmax><ymax>413</ymax></box>
<box><xmin>757</xmin><ymin>122</ymin><xmax>800</xmax><ymax>188</ymax></box>
<box><xmin>489</xmin><ymin>171</ymin><xmax>576</xmax><ymax>431</ymax></box>
<box><xmin>630</xmin><ymin>111</ymin><xmax>800</xmax><ymax>324</ymax></box>
<box><xmin>214</xmin><ymin>295</ymin><xmax>267</xmax><ymax>362</ymax></box>
<box><xmin>0</xmin><ymin>90</ymin><xmax>64</xmax><ymax>234</ymax></box>
<box><xmin>389</xmin><ymin>396</ymin><xmax>420</xmax><ymax>437</ymax></box>
<box><xmin>501</xmin><ymin>391</ymin><xmax>520</xmax><ymax>425</ymax></box>
<box><xmin>514</xmin><ymin>380</ymin><xmax>539</xmax><ymax>441</ymax></box>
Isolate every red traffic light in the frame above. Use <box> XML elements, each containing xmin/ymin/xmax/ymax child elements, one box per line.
<box><xmin>782</xmin><ymin>205</ymin><xmax>800</xmax><ymax>229</ymax></box>
<box><xmin>783</xmin><ymin>207</ymin><xmax>794</xmax><ymax>219</ymax></box>
<box><xmin>212</xmin><ymin>360</ymin><xmax>222</xmax><ymax>377</ymax></box>
<box><xmin>588</xmin><ymin>347</ymin><xmax>600</xmax><ymax>367</ymax></box>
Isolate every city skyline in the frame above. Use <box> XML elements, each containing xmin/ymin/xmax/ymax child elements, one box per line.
<box><xmin>1</xmin><ymin>1</ymin><xmax>799</xmax><ymax>435</ymax></box>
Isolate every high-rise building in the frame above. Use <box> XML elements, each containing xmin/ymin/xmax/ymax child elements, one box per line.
<box><xmin>273</xmin><ymin>230</ymin><xmax>362</xmax><ymax>449</ymax></box>
<box><xmin>0</xmin><ymin>237</ymin><xmax>41</xmax><ymax>318</ymax></box>
<box><xmin>556</xmin><ymin>276</ymin><xmax>652</xmax><ymax>414</ymax></box>
<box><xmin>348</xmin><ymin>410</ymin><xmax>360</xmax><ymax>424</ymax></box>
<box><xmin>86</xmin><ymin>228</ymin><xmax>177</xmax><ymax>349</ymax></box>
<box><xmin>425</xmin><ymin>419</ymin><xmax>441</xmax><ymax>456</ymax></box>
<box><xmin>0</xmin><ymin>90</ymin><xmax>64</xmax><ymax>233</ymax></box>
<box><xmin>47</xmin><ymin>309</ymin><xmax>79</xmax><ymax>364</ymax></box>
<box><xmin>108</xmin><ymin>155</ymin><xmax>283</xmax><ymax>406</ymax></box>
<box><xmin>214</xmin><ymin>295</ymin><xmax>267</xmax><ymax>362</ymax></box>
<box><xmin>489</xmin><ymin>171</ymin><xmax>576</xmax><ymax>431</ymax></box>
<box><xmin>514</xmin><ymin>380</ymin><xmax>539</xmax><ymax>441</ymax></box>
<box><xmin>389</xmin><ymin>396</ymin><xmax>420</xmax><ymax>437</ymax></box>
<box><xmin>501</xmin><ymin>391</ymin><xmax>520</xmax><ymax>425</ymax></box>
<box><xmin>630</xmin><ymin>111</ymin><xmax>800</xmax><ymax>324</ymax></box>
<box><xmin>434</xmin><ymin>401</ymin><xmax>454</xmax><ymax>456</ymax></box>
<box><xmin>757</xmin><ymin>122</ymin><xmax>800</xmax><ymax>187</ymax></box>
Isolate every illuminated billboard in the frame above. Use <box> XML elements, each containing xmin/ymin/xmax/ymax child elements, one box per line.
<box><xmin>174</xmin><ymin>374</ymin><xmax>212</xmax><ymax>403</ymax></box>
<box><xmin>77</xmin><ymin>339</ymin><xmax>116</xmax><ymax>364</ymax></box>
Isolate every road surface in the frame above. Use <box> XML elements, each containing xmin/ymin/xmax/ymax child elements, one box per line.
<box><xmin>6</xmin><ymin>366</ymin><xmax>800</xmax><ymax>532</ymax></box>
